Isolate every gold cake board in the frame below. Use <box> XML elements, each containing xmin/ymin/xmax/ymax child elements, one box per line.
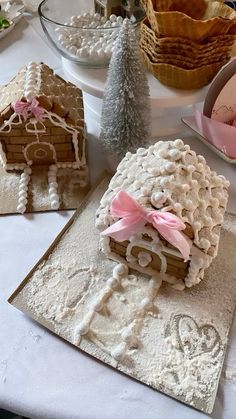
<box><xmin>8</xmin><ymin>175</ymin><xmax>236</xmax><ymax>414</ymax></box>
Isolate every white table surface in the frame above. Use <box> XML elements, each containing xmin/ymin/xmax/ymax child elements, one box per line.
<box><xmin>0</xmin><ymin>14</ymin><xmax>236</xmax><ymax>419</ymax></box>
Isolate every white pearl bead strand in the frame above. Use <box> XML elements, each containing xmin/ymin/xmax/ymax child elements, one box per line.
<box><xmin>48</xmin><ymin>164</ymin><xmax>60</xmax><ymax>210</ymax></box>
<box><xmin>17</xmin><ymin>166</ymin><xmax>32</xmax><ymax>214</ymax></box>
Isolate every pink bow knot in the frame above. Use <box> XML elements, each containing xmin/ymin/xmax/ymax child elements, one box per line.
<box><xmin>12</xmin><ymin>98</ymin><xmax>45</xmax><ymax>121</ymax></box>
<box><xmin>102</xmin><ymin>190</ymin><xmax>190</xmax><ymax>261</ymax></box>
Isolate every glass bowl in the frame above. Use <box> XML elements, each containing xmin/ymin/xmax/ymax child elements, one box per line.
<box><xmin>39</xmin><ymin>0</ymin><xmax>145</xmax><ymax>68</ymax></box>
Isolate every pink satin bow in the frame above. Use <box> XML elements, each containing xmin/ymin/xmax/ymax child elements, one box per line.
<box><xmin>12</xmin><ymin>98</ymin><xmax>45</xmax><ymax>121</ymax></box>
<box><xmin>102</xmin><ymin>191</ymin><xmax>190</xmax><ymax>261</ymax></box>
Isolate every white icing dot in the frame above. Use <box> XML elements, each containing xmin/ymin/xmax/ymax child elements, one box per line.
<box><xmin>160</xmin><ymin>177</ymin><xmax>171</xmax><ymax>188</ymax></box>
<box><xmin>211</xmin><ymin>233</ymin><xmax>219</xmax><ymax>245</ymax></box>
<box><xmin>148</xmin><ymin>167</ymin><xmax>160</xmax><ymax>176</ymax></box>
<box><xmin>113</xmin><ymin>263</ymin><xmax>128</xmax><ymax>278</ymax></box>
<box><xmin>140</xmin><ymin>298</ymin><xmax>152</xmax><ymax>310</ymax></box>
<box><xmin>165</xmin><ymin>162</ymin><xmax>176</xmax><ymax>173</ymax></box>
<box><xmin>187</xmin><ymin>165</ymin><xmax>195</xmax><ymax>173</ymax></box>
<box><xmin>168</xmin><ymin>149</ymin><xmax>181</xmax><ymax>161</ymax></box>
<box><xmin>76</xmin><ymin>322</ymin><xmax>89</xmax><ymax>335</ymax></box>
<box><xmin>158</xmin><ymin>148</ymin><xmax>168</xmax><ymax>158</ymax></box>
<box><xmin>138</xmin><ymin>251</ymin><xmax>152</xmax><ymax>267</ymax></box>
<box><xmin>24</xmin><ymin>167</ymin><xmax>32</xmax><ymax>175</ymax></box>
<box><xmin>199</xmin><ymin>238</ymin><xmax>210</xmax><ymax>250</ymax></box>
<box><xmin>184</xmin><ymin>145</ymin><xmax>190</xmax><ymax>151</ymax></box>
<box><xmin>149</xmin><ymin>277</ymin><xmax>161</xmax><ymax>289</ymax></box>
<box><xmin>197</xmin><ymin>154</ymin><xmax>206</xmax><ymax>164</ymax></box>
<box><xmin>110</xmin><ymin>342</ymin><xmax>126</xmax><ymax>361</ymax></box>
<box><xmin>151</xmin><ymin>192</ymin><xmax>167</xmax><ymax>210</ymax></box>
<box><xmin>174</xmin><ymin>203</ymin><xmax>182</xmax><ymax>212</ymax></box>
<box><xmin>191</xmin><ymin>180</ymin><xmax>198</xmax><ymax>188</ymax></box>
<box><xmin>173</xmin><ymin>139</ymin><xmax>184</xmax><ymax>149</ymax></box>
<box><xmin>90</xmin><ymin>299</ymin><xmax>103</xmax><ymax>312</ymax></box>
<box><xmin>193</xmin><ymin>221</ymin><xmax>201</xmax><ymax>230</ymax></box>
<box><xmin>182</xmin><ymin>184</ymin><xmax>190</xmax><ymax>192</ymax></box>
<box><xmin>140</xmin><ymin>187</ymin><xmax>149</xmax><ymax>196</ymax></box>
<box><xmin>172</xmin><ymin>282</ymin><xmax>185</xmax><ymax>291</ymax></box>
<box><xmin>216</xmin><ymin>213</ymin><xmax>224</xmax><ymax>224</ymax></box>
<box><xmin>184</xmin><ymin>199</ymin><xmax>194</xmax><ymax>211</ymax></box>
<box><xmin>107</xmin><ymin>277</ymin><xmax>119</xmax><ymax>289</ymax></box>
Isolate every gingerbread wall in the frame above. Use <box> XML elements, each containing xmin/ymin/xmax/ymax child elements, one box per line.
<box><xmin>0</xmin><ymin>118</ymin><xmax>80</xmax><ymax>165</ymax></box>
<box><xmin>109</xmin><ymin>236</ymin><xmax>190</xmax><ymax>280</ymax></box>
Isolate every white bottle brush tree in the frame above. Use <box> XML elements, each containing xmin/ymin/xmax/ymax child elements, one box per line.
<box><xmin>99</xmin><ymin>18</ymin><xmax>151</xmax><ymax>158</ymax></box>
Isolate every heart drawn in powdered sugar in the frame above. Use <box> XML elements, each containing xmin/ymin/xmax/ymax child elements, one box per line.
<box><xmin>168</xmin><ymin>315</ymin><xmax>222</xmax><ymax>359</ymax></box>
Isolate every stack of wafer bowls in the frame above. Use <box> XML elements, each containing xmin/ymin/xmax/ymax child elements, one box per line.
<box><xmin>140</xmin><ymin>0</ymin><xmax>236</xmax><ymax>89</ymax></box>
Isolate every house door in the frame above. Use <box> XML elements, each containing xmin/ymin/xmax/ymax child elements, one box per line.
<box><xmin>24</xmin><ymin>142</ymin><xmax>56</xmax><ymax>165</ymax></box>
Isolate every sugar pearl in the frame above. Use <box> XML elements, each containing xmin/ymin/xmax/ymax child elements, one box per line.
<box><xmin>109</xmin><ymin>14</ymin><xmax>117</xmax><ymax>22</ymax></box>
<box><xmin>116</xmin><ymin>16</ymin><xmax>123</xmax><ymax>24</ymax></box>
<box><xmin>151</xmin><ymin>192</ymin><xmax>166</xmax><ymax>206</ymax></box>
<box><xmin>17</xmin><ymin>203</ymin><xmax>26</xmax><ymax>214</ymax></box>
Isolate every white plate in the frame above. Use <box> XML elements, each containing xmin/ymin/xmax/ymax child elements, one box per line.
<box><xmin>0</xmin><ymin>5</ymin><xmax>24</xmax><ymax>39</ymax></box>
<box><xmin>182</xmin><ymin>115</ymin><xmax>236</xmax><ymax>164</ymax></box>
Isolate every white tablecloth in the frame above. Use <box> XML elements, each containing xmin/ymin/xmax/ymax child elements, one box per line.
<box><xmin>0</xmin><ymin>15</ymin><xmax>236</xmax><ymax>419</ymax></box>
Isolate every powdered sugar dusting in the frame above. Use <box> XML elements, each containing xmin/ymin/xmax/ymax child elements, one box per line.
<box><xmin>11</xmin><ymin>178</ymin><xmax>236</xmax><ymax>414</ymax></box>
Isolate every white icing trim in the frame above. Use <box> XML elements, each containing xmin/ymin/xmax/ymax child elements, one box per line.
<box><xmin>23</xmin><ymin>139</ymin><xmax>57</xmax><ymax>165</ymax></box>
<box><xmin>0</xmin><ymin>109</ymin><xmax>86</xmax><ymax>169</ymax></box>
<box><xmin>73</xmin><ymin>264</ymin><xmax>127</xmax><ymax>346</ymax></box>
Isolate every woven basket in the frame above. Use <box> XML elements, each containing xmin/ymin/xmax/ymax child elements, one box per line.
<box><xmin>140</xmin><ymin>20</ymin><xmax>235</xmax><ymax>68</ymax></box>
<box><xmin>142</xmin><ymin>50</ymin><xmax>229</xmax><ymax>89</ymax></box>
<box><xmin>140</xmin><ymin>0</ymin><xmax>236</xmax><ymax>41</ymax></box>
<box><xmin>152</xmin><ymin>0</ymin><xmax>207</xmax><ymax>18</ymax></box>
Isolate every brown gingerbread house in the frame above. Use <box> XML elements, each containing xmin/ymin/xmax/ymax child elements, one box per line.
<box><xmin>96</xmin><ymin>140</ymin><xmax>229</xmax><ymax>288</ymax></box>
<box><xmin>0</xmin><ymin>62</ymin><xmax>88</xmax><ymax>213</ymax></box>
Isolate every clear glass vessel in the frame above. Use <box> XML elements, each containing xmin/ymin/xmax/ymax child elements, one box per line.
<box><xmin>39</xmin><ymin>0</ymin><xmax>145</xmax><ymax>67</ymax></box>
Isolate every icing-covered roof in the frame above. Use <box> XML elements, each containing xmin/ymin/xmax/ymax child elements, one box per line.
<box><xmin>96</xmin><ymin>139</ymin><xmax>229</xmax><ymax>257</ymax></box>
<box><xmin>0</xmin><ymin>62</ymin><xmax>84</xmax><ymax>127</ymax></box>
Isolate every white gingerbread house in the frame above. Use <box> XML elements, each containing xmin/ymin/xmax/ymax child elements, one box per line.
<box><xmin>96</xmin><ymin>139</ymin><xmax>229</xmax><ymax>288</ymax></box>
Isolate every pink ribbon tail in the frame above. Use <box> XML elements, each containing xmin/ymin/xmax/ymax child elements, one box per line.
<box><xmin>156</xmin><ymin>224</ymin><xmax>190</xmax><ymax>261</ymax></box>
